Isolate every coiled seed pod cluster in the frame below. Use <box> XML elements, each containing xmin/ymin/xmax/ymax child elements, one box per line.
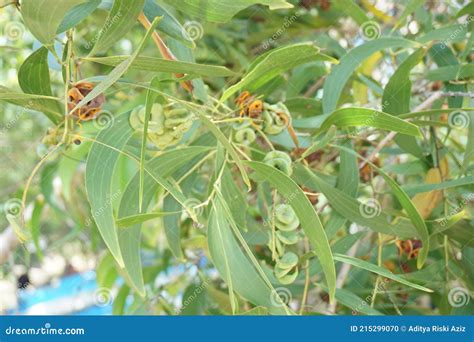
<box><xmin>261</xmin><ymin>102</ymin><xmax>289</xmax><ymax>135</ymax></box>
<box><xmin>129</xmin><ymin>103</ymin><xmax>193</xmax><ymax>149</ymax></box>
<box><xmin>263</xmin><ymin>151</ymin><xmax>293</xmax><ymax>176</ymax></box>
<box><xmin>271</xmin><ymin>203</ymin><xmax>300</xmax><ymax>284</ymax></box>
<box><xmin>232</xmin><ymin>120</ymin><xmax>256</xmax><ymax>145</ymax></box>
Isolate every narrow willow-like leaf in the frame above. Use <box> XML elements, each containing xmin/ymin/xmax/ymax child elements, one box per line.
<box><xmin>85</xmin><ymin>115</ymin><xmax>132</xmax><ymax>267</ymax></box>
<box><xmin>139</xmin><ymin>77</ymin><xmax>160</xmax><ymax>212</ymax></box>
<box><xmin>214</xmin><ymin>189</ymin><xmax>292</xmax><ymax>314</ymax></box>
<box><xmin>144</xmin><ymin>0</ymin><xmax>194</xmax><ymax>48</ymax></box>
<box><xmin>334</xmin><ymin>254</ymin><xmax>433</xmax><ymax>292</ymax></box>
<box><xmin>84</xmin><ymin>55</ymin><xmax>234</xmax><ymax>77</ymax></box>
<box><xmin>402</xmin><ymin>176</ymin><xmax>474</xmax><ymax>195</ymax></box>
<box><xmin>196</xmin><ymin>112</ymin><xmax>251</xmax><ymax>189</ymax></box>
<box><xmin>72</xmin><ymin>17</ymin><xmax>161</xmax><ymax>113</ymax></box>
<box><xmin>0</xmin><ymin>86</ymin><xmax>62</xmax><ymax>123</ymax></box>
<box><xmin>298</xmin><ymin>165</ymin><xmax>418</xmax><ymax>238</ymax></box>
<box><xmin>57</xmin><ymin>0</ymin><xmax>101</xmax><ymax>33</ymax></box>
<box><xmin>116</xmin><ymin>211</ymin><xmax>180</xmax><ymax>228</ymax></box>
<box><xmin>393</xmin><ymin>0</ymin><xmax>425</xmax><ymax>30</ymax></box>
<box><xmin>221</xmin><ymin>43</ymin><xmax>336</xmax><ymax>102</ymax></box>
<box><xmin>324</xmin><ymin>140</ymin><xmax>358</xmax><ymax>239</ymax></box>
<box><xmin>163</xmin><ymin>0</ymin><xmax>293</xmax><ymax>23</ymax></box>
<box><xmin>245</xmin><ymin>161</ymin><xmax>336</xmax><ymax>302</ymax></box>
<box><xmin>426</xmin><ymin>64</ymin><xmax>474</xmax><ymax>81</ymax></box>
<box><xmin>117</xmin><ymin>147</ymin><xmax>211</xmax><ymax>294</ymax></box>
<box><xmin>21</xmin><ymin>0</ymin><xmax>86</xmax><ymax>45</ymax></box>
<box><xmin>208</xmin><ymin>200</ymin><xmax>289</xmax><ymax>314</ymax></box>
<box><xmin>417</xmin><ymin>24</ymin><xmax>470</xmax><ymax>44</ymax></box>
<box><xmin>317</xmin><ymin>107</ymin><xmax>422</xmax><ymax>137</ymax></box>
<box><xmin>90</xmin><ymin>0</ymin><xmax>145</xmax><ymax>55</ymax></box>
<box><xmin>332</xmin><ymin>0</ymin><xmax>369</xmax><ymax>25</ymax></box>
<box><xmin>334</xmin><ymin>145</ymin><xmax>429</xmax><ymax>268</ymax></box>
<box><xmin>322</xmin><ymin>37</ymin><xmax>419</xmax><ymax>113</ymax></box>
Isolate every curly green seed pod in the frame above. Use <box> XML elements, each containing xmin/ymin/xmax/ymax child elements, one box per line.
<box><xmin>276</xmin><ymin>230</ymin><xmax>299</xmax><ymax>245</ymax></box>
<box><xmin>129</xmin><ymin>104</ymin><xmax>193</xmax><ymax>149</ymax></box>
<box><xmin>262</xmin><ymin>103</ymin><xmax>289</xmax><ymax>135</ymax></box>
<box><xmin>263</xmin><ymin>150</ymin><xmax>293</xmax><ymax>176</ymax></box>
<box><xmin>234</xmin><ymin>127</ymin><xmax>256</xmax><ymax>144</ymax></box>
<box><xmin>273</xmin><ymin>204</ymin><xmax>299</xmax><ymax>231</ymax></box>
<box><xmin>274</xmin><ymin>251</ymin><xmax>299</xmax><ymax>284</ymax></box>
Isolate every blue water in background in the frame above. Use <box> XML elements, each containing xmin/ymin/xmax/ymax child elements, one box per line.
<box><xmin>17</xmin><ymin>271</ymin><xmax>112</xmax><ymax>315</ymax></box>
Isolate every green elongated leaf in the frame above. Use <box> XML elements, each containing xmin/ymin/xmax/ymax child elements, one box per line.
<box><xmin>139</xmin><ymin>77</ymin><xmax>160</xmax><ymax>212</ymax></box>
<box><xmin>334</xmin><ymin>145</ymin><xmax>429</xmax><ymax>269</ymax></box>
<box><xmin>402</xmin><ymin>176</ymin><xmax>474</xmax><ymax>196</ymax></box>
<box><xmin>417</xmin><ymin>24</ymin><xmax>470</xmax><ymax>44</ymax></box>
<box><xmin>456</xmin><ymin>2</ymin><xmax>474</xmax><ymax>17</ymax></box>
<box><xmin>208</xmin><ymin>200</ymin><xmax>290</xmax><ymax>315</ymax></box>
<box><xmin>167</xmin><ymin>38</ymin><xmax>209</xmax><ymax>103</ymax></box>
<box><xmin>163</xmin><ymin>0</ymin><xmax>293</xmax><ymax>23</ymax></box>
<box><xmin>117</xmin><ymin>147</ymin><xmax>211</xmax><ymax>294</ymax></box>
<box><xmin>214</xmin><ymin>189</ymin><xmax>293</xmax><ymax>314</ymax></box>
<box><xmin>429</xmin><ymin>44</ymin><xmax>464</xmax><ymax>108</ymax></box>
<box><xmin>318</xmin><ymin>285</ymin><xmax>382</xmax><ymax>315</ymax></box>
<box><xmin>317</xmin><ymin>107</ymin><xmax>421</xmax><ymax>137</ymax></box>
<box><xmin>196</xmin><ymin>112</ymin><xmax>250</xmax><ymax>189</ymax></box>
<box><xmin>21</xmin><ymin>0</ymin><xmax>86</xmax><ymax>45</ymax></box>
<box><xmin>143</xmin><ymin>0</ymin><xmax>194</xmax><ymax>48</ymax></box>
<box><xmin>221</xmin><ymin>168</ymin><xmax>247</xmax><ymax>230</ymax></box>
<box><xmin>57</xmin><ymin>0</ymin><xmax>101</xmax><ymax>33</ymax></box>
<box><xmin>298</xmin><ymin>165</ymin><xmax>418</xmax><ymax>238</ymax></box>
<box><xmin>332</xmin><ymin>0</ymin><xmax>369</xmax><ymax>25</ymax></box>
<box><xmin>465</xmin><ymin>112</ymin><xmax>474</xmax><ymax>172</ymax></box>
<box><xmin>393</xmin><ymin>0</ymin><xmax>425</xmax><ymax>30</ymax></box>
<box><xmin>116</xmin><ymin>211</ymin><xmax>180</xmax><ymax>227</ymax></box>
<box><xmin>221</xmin><ymin>43</ymin><xmax>336</xmax><ymax>102</ymax></box>
<box><xmin>244</xmin><ymin>161</ymin><xmax>336</xmax><ymax>303</ymax></box>
<box><xmin>324</xmin><ymin>140</ymin><xmax>358</xmax><ymax>239</ymax></box>
<box><xmin>85</xmin><ymin>114</ymin><xmax>132</xmax><ymax>267</ymax></box>
<box><xmin>382</xmin><ymin>48</ymin><xmax>426</xmax><ymax>158</ymax></box>
<box><xmin>18</xmin><ymin>47</ymin><xmax>62</xmax><ymax>118</ymax></box>
<box><xmin>72</xmin><ymin>16</ymin><xmax>161</xmax><ymax>113</ymax></box>
<box><xmin>426</xmin><ymin>64</ymin><xmax>474</xmax><ymax>81</ymax></box>
<box><xmin>90</xmin><ymin>0</ymin><xmax>145</xmax><ymax>55</ymax></box>
<box><xmin>84</xmin><ymin>55</ymin><xmax>234</xmax><ymax>77</ymax></box>
<box><xmin>322</xmin><ymin>37</ymin><xmax>419</xmax><ymax>113</ymax></box>
<box><xmin>383</xmin><ymin>48</ymin><xmax>426</xmax><ymax>115</ymax></box>
<box><xmin>0</xmin><ymin>86</ymin><xmax>62</xmax><ymax>123</ymax></box>
<box><xmin>29</xmin><ymin>197</ymin><xmax>45</xmax><ymax>260</ymax></box>
<box><xmin>333</xmin><ymin>254</ymin><xmax>433</xmax><ymax>292</ymax></box>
